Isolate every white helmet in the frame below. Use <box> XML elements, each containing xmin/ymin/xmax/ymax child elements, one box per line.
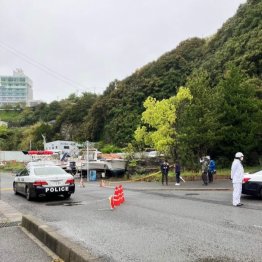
<box><xmin>235</xmin><ymin>152</ymin><xmax>244</xmax><ymax>158</ymax></box>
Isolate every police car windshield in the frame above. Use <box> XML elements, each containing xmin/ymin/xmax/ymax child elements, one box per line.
<box><xmin>34</xmin><ymin>166</ymin><xmax>67</xmax><ymax>176</ymax></box>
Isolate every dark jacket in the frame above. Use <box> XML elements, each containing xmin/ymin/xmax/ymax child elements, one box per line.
<box><xmin>175</xmin><ymin>163</ymin><xmax>180</xmax><ymax>173</ymax></box>
<box><xmin>161</xmin><ymin>162</ymin><xmax>169</xmax><ymax>174</ymax></box>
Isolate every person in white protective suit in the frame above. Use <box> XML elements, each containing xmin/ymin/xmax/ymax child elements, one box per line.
<box><xmin>231</xmin><ymin>152</ymin><xmax>244</xmax><ymax>207</ymax></box>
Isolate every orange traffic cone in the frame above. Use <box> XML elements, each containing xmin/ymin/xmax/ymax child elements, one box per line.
<box><xmin>119</xmin><ymin>185</ymin><xmax>125</xmax><ymax>204</ymax></box>
<box><xmin>113</xmin><ymin>186</ymin><xmax>120</xmax><ymax>206</ymax></box>
<box><xmin>118</xmin><ymin>185</ymin><xmax>123</xmax><ymax>204</ymax></box>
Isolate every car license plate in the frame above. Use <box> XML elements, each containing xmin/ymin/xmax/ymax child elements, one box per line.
<box><xmin>51</xmin><ymin>180</ymin><xmax>63</xmax><ymax>186</ymax></box>
<box><xmin>45</xmin><ymin>186</ymin><xmax>69</xmax><ymax>193</ymax></box>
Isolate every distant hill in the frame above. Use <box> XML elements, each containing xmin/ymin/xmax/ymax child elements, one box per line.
<box><xmin>86</xmin><ymin>0</ymin><xmax>261</xmax><ymax>146</ymax></box>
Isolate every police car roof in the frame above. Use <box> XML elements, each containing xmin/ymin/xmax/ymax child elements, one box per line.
<box><xmin>26</xmin><ymin>161</ymin><xmax>57</xmax><ymax>168</ymax></box>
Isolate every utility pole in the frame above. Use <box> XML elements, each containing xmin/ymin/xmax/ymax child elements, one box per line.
<box><xmin>86</xmin><ymin>141</ymin><xmax>89</xmax><ymax>181</ymax></box>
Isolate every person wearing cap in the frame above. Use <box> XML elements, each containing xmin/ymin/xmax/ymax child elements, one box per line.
<box><xmin>200</xmin><ymin>156</ymin><xmax>210</xmax><ymax>186</ymax></box>
<box><xmin>231</xmin><ymin>152</ymin><xmax>244</xmax><ymax>207</ymax></box>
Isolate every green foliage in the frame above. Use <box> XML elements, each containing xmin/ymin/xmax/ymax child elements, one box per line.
<box><xmin>0</xmin><ymin>110</ymin><xmax>21</xmax><ymax>124</ymax></box>
<box><xmin>53</xmin><ymin>92</ymin><xmax>98</xmax><ymax>141</ymax></box>
<box><xmin>123</xmin><ymin>143</ymin><xmax>137</xmax><ymax>178</ymax></box>
<box><xmin>81</xmin><ymin>97</ymin><xmax>107</xmax><ymax>141</ymax></box>
<box><xmin>0</xmin><ymin>126</ymin><xmax>22</xmax><ymax>150</ymax></box>
<box><xmin>17</xmin><ymin>122</ymin><xmax>52</xmax><ymax>150</ymax></box>
<box><xmin>123</xmin><ymin>143</ymin><xmax>136</xmax><ymax>161</ymax></box>
<box><xmin>135</xmin><ymin>87</ymin><xmax>192</xmax><ymax>156</ymax></box>
<box><xmin>128</xmin><ymin>159</ymin><xmax>137</xmax><ymax>168</ymax></box>
<box><xmin>175</xmin><ymin>70</ymin><xmax>222</xmax><ymax>167</ymax></box>
<box><xmin>202</xmin><ymin>0</ymin><xmax>262</xmax><ymax>83</ymax></box>
<box><xmin>215</xmin><ymin>65</ymin><xmax>262</xmax><ymax>162</ymax></box>
<box><xmin>86</xmin><ymin>38</ymin><xmax>205</xmax><ymax>146</ymax></box>
<box><xmin>98</xmin><ymin>143</ymin><xmax>122</xmax><ymax>153</ymax></box>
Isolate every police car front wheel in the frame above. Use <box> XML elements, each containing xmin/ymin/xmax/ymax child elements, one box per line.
<box><xmin>13</xmin><ymin>183</ymin><xmax>18</xmax><ymax>195</ymax></box>
<box><xmin>259</xmin><ymin>187</ymin><xmax>262</xmax><ymax>199</ymax></box>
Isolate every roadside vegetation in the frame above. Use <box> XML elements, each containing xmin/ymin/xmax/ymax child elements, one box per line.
<box><xmin>0</xmin><ymin>161</ymin><xmax>25</xmax><ymax>172</ymax></box>
<box><xmin>0</xmin><ymin>159</ymin><xmax>260</xmax><ymax>183</ymax></box>
<box><xmin>129</xmin><ymin>165</ymin><xmax>261</xmax><ymax>182</ymax></box>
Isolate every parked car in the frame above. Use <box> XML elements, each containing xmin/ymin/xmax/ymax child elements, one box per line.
<box><xmin>13</xmin><ymin>161</ymin><xmax>75</xmax><ymax>201</ymax></box>
<box><xmin>147</xmin><ymin>151</ymin><xmax>164</xmax><ymax>158</ymax></box>
<box><xmin>242</xmin><ymin>170</ymin><xmax>262</xmax><ymax>198</ymax></box>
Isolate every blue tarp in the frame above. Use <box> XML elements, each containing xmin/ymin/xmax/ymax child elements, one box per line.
<box><xmin>89</xmin><ymin>170</ymin><xmax>97</xmax><ymax>181</ymax></box>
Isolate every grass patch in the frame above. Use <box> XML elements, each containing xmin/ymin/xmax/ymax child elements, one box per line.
<box><xmin>0</xmin><ymin>111</ymin><xmax>21</xmax><ymax>122</ymax></box>
<box><xmin>0</xmin><ymin>161</ymin><xmax>25</xmax><ymax>172</ymax></box>
<box><xmin>129</xmin><ymin>166</ymin><xmax>261</xmax><ymax>182</ymax></box>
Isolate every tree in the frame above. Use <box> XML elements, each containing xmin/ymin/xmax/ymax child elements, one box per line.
<box><xmin>18</xmin><ymin>122</ymin><xmax>53</xmax><ymax>150</ymax></box>
<box><xmin>134</xmin><ymin>87</ymin><xmax>192</xmax><ymax>156</ymax></box>
<box><xmin>0</xmin><ymin>126</ymin><xmax>15</xmax><ymax>150</ymax></box>
<box><xmin>175</xmin><ymin>70</ymin><xmax>222</xmax><ymax>169</ymax></box>
<box><xmin>216</xmin><ymin>65</ymin><xmax>262</xmax><ymax>164</ymax></box>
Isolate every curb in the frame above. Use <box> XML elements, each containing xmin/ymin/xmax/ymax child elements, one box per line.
<box><xmin>126</xmin><ymin>188</ymin><xmax>232</xmax><ymax>191</ymax></box>
<box><xmin>101</xmin><ymin>185</ymin><xmax>232</xmax><ymax>192</ymax></box>
<box><xmin>21</xmin><ymin>215</ymin><xmax>104</xmax><ymax>262</ymax></box>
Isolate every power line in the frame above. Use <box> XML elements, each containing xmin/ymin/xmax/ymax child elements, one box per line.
<box><xmin>0</xmin><ymin>40</ymin><xmax>98</xmax><ymax>92</ymax></box>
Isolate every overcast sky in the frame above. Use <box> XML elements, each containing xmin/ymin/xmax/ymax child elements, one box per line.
<box><xmin>0</xmin><ymin>0</ymin><xmax>246</xmax><ymax>103</ymax></box>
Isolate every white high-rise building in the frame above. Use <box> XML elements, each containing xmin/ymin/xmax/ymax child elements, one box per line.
<box><xmin>0</xmin><ymin>69</ymin><xmax>33</xmax><ymax>106</ymax></box>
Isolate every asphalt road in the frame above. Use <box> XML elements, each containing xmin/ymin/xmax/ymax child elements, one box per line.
<box><xmin>1</xmin><ymin>172</ymin><xmax>262</xmax><ymax>262</ymax></box>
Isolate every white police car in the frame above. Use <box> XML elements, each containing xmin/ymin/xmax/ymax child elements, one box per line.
<box><xmin>242</xmin><ymin>170</ymin><xmax>262</xmax><ymax>198</ymax></box>
<box><xmin>13</xmin><ymin>161</ymin><xmax>75</xmax><ymax>200</ymax></box>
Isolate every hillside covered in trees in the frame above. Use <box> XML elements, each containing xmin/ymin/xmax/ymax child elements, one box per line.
<box><xmin>0</xmin><ymin>0</ymin><xmax>261</xmax><ymax>167</ymax></box>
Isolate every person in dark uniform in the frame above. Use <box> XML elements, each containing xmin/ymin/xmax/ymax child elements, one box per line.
<box><xmin>200</xmin><ymin>156</ymin><xmax>210</xmax><ymax>186</ymax></box>
<box><xmin>175</xmin><ymin>161</ymin><xmax>181</xmax><ymax>186</ymax></box>
<box><xmin>160</xmin><ymin>160</ymin><xmax>169</xmax><ymax>185</ymax></box>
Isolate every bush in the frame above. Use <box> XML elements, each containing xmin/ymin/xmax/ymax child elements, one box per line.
<box><xmin>99</xmin><ymin>144</ymin><xmax>122</xmax><ymax>153</ymax></box>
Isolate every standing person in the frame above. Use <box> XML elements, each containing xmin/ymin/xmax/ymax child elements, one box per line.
<box><xmin>175</xmin><ymin>161</ymin><xmax>181</xmax><ymax>186</ymax></box>
<box><xmin>160</xmin><ymin>160</ymin><xmax>169</xmax><ymax>185</ymax></box>
<box><xmin>208</xmin><ymin>159</ymin><xmax>216</xmax><ymax>183</ymax></box>
<box><xmin>231</xmin><ymin>152</ymin><xmax>244</xmax><ymax>207</ymax></box>
<box><xmin>200</xmin><ymin>156</ymin><xmax>210</xmax><ymax>186</ymax></box>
